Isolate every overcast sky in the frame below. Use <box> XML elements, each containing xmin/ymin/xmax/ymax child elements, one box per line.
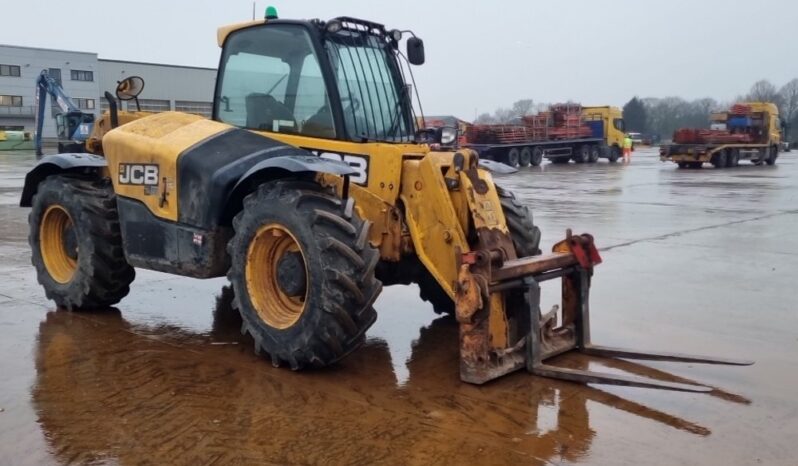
<box><xmin>2</xmin><ymin>0</ymin><xmax>796</xmax><ymax>119</ymax></box>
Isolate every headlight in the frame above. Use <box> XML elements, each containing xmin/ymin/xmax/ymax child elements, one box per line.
<box><xmin>440</xmin><ymin>127</ymin><xmax>457</xmax><ymax>145</ymax></box>
<box><xmin>389</xmin><ymin>29</ymin><xmax>402</xmax><ymax>42</ymax></box>
<box><xmin>326</xmin><ymin>20</ymin><xmax>342</xmax><ymax>33</ymax></box>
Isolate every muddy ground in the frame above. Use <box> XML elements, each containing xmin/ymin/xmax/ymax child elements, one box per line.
<box><xmin>0</xmin><ymin>148</ymin><xmax>796</xmax><ymax>465</ymax></box>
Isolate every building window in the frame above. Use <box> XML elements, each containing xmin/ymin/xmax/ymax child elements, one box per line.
<box><xmin>0</xmin><ymin>95</ymin><xmax>23</xmax><ymax>106</ymax></box>
<box><xmin>70</xmin><ymin>70</ymin><xmax>94</xmax><ymax>81</ymax></box>
<box><xmin>73</xmin><ymin>98</ymin><xmax>95</xmax><ymax>110</ymax></box>
<box><xmin>174</xmin><ymin>100</ymin><xmax>212</xmax><ymax>117</ymax></box>
<box><xmin>0</xmin><ymin>64</ymin><xmax>21</xmax><ymax>77</ymax></box>
<box><xmin>130</xmin><ymin>99</ymin><xmax>170</xmax><ymax>112</ymax></box>
<box><xmin>49</xmin><ymin>68</ymin><xmax>62</xmax><ymax>85</ymax></box>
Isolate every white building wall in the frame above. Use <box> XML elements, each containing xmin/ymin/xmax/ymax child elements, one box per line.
<box><xmin>0</xmin><ymin>44</ymin><xmax>217</xmax><ymax>140</ymax></box>
<box><xmin>98</xmin><ymin>60</ymin><xmax>216</xmax><ymax>113</ymax></box>
<box><xmin>0</xmin><ymin>45</ymin><xmax>99</xmax><ymax>138</ymax></box>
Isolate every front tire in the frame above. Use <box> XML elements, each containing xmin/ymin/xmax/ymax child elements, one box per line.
<box><xmin>417</xmin><ymin>185</ymin><xmax>541</xmax><ymax>314</ymax></box>
<box><xmin>29</xmin><ymin>175</ymin><xmax>135</xmax><ymax>309</ymax></box>
<box><xmin>766</xmin><ymin>145</ymin><xmax>778</xmax><ymax>165</ymax></box>
<box><xmin>608</xmin><ymin>146</ymin><xmax>620</xmax><ymax>163</ymax></box>
<box><xmin>227</xmin><ymin>180</ymin><xmax>381</xmax><ymax>369</ymax></box>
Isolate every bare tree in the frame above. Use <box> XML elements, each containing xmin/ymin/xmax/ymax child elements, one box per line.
<box><xmin>746</xmin><ymin>80</ymin><xmax>783</xmax><ymax>109</ymax></box>
<box><xmin>511</xmin><ymin>99</ymin><xmax>535</xmax><ymax>118</ymax></box>
<box><xmin>779</xmin><ymin>79</ymin><xmax>798</xmax><ymax>123</ymax></box>
<box><xmin>474</xmin><ymin>113</ymin><xmax>496</xmax><ymax>124</ymax></box>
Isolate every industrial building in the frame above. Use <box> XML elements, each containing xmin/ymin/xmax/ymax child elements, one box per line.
<box><xmin>0</xmin><ymin>44</ymin><xmax>216</xmax><ymax>139</ymax></box>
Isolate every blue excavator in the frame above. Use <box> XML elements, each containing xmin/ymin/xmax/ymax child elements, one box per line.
<box><xmin>34</xmin><ymin>70</ymin><xmax>95</xmax><ymax>156</ymax></box>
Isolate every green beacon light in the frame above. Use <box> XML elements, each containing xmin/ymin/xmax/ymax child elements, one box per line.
<box><xmin>265</xmin><ymin>6</ymin><xmax>278</xmax><ymax>20</ymax></box>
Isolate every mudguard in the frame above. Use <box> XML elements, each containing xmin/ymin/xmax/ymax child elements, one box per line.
<box><xmin>175</xmin><ymin>128</ymin><xmax>358</xmax><ymax>229</ymax></box>
<box><xmin>19</xmin><ymin>153</ymin><xmax>107</xmax><ymax>207</ymax></box>
<box><xmin>478</xmin><ymin>159</ymin><xmax>518</xmax><ymax>174</ymax></box>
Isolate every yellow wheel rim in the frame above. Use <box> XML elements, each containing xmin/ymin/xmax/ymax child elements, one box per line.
<box><xmin>245</xmin><ymin>223</ymin><xmax>308</xmax><ymax>329</ymax></box>
<box><xmin>39</xmin><ymin>205</ymin><xmax>77</xmax><ymax>284</ymax></box>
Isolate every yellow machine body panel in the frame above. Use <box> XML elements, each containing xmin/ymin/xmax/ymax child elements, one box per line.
<box><xmin>260</xmin><ymin>132</ymin><xmax>424</xmax><ymax>206</ymax></box>
<box><xmin>262</xmin><ymin>131</ymin><xmax>482</xmax><ymax>281</ymax></box>
<box><xmin>102</xmin><ymin>112</ymin><xmax>230</xmax><ymax>221</ymax></box>
<box><xmin>86</xmin><ymin>110</ymin><xmax>155</xmax><ymax>154</ymax></box>
<box><xmin>582</xmin><ymin>106</ymin><xmax>625</xmax><ymax>148</ymax></box>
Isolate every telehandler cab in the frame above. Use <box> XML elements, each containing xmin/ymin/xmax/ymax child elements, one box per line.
<box><xmin>20</xmin><ymin>12</ymin><xmax>751</xmax><ymax>388</ymax></box>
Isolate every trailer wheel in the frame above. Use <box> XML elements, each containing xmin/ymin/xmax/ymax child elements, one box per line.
<box><xmin>519</xmin><ymin>147</ymin><xmax>533</xmax><ymax>167</ymax></box>
<box><xmin>726</xmin><ymin>149</ymin><xmax>739</xmax><ymax>167</ymax></box>
<box><xmin>608</xmin><ymin>146</ymin><xmax>620</xmax><ymax>163</ymax></box>
<box><xmin>711</xmin><ymin>151</ymin><xmax>727</xmax><ymax>168</ymax></box>
<box><xmin>531</xmin><ymin>147</ymin><xmax>544</xmax><ymax>166</ymax></box>
<box><xmin>506</xmin><ymin>148</ymin><xmax>521</xmax><ymax>168</ymax></box>
<box><xmin>572</xmin><ymin>145</ymin><xmax>590</xmax><ymax>163</ymax></box>
<box><xmin>766</xmin><ymin>145</ymin><xmax>778</xmax><ymax>165</ymax></box>
<box><xmin>228</xmin><ymin>180</ymin><xmax>381</xmax><ymax>369</ymax></box>
<box><xmin>588</xmin><ymin>145</ymin><xmax>600</xmax><ymax>163</ymax></box>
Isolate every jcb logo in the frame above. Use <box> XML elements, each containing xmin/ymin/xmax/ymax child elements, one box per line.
<box><xmin>313</xmin><ymin>151</ymin><xmax>369</xmax><ymax>185</ymax></box>
<box><xmin>119</xmin><ymin>164</ymin><xmax>159</xmax><ymax>186</ymax></box>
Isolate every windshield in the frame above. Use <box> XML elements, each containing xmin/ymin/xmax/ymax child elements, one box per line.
<box><xmin>216</xmin><ymin>25</ymin><xmax>336</xmax><ymax>138</ymax></box>
<box><xmin>325</xmin><ymin>30</ymin><xmax>414</xmax><ymax>143</ymax></box>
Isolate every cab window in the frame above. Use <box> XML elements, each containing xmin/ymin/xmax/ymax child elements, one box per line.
<box><xmin>216</xmin><ymin>25</ymin><xmax>335</xmax><ymax>138</ymax></box>
<box><xmin>613</xmin><ymin>118</ymin><xmax>625</xmax><ymax>132</ymax></box>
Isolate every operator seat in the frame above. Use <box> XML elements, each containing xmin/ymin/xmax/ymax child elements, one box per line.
<box><xmin>245</xmin><ymin>93</ymin><xmax>296</xmax><ymax>133</ymax></box>
<box><xmin>301</xmin><ymin>104</ymin><xmax>335</xmax><ymax>139</ymax></box>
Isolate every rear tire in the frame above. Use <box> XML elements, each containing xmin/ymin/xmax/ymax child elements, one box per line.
<box><xmin>711</xmin><ymin>151</ymin><xmax>727</xmax><ymax>168</ymax></box>
<box><xmin>588</xmin><ymin>145</ymin><xmax>600</xmax><ymax>163</ymax></box>
<box><xmin>506</xmin><ymin>148</ymin><xmax>520</xmax><ymax>168</ymax></box>
<box><xmin>519</xmin><ymin>147</ymin><xmax>533</xmax><ymax>167</ymax></box>
<box><xmin>572</xmin><ymin>145</ymin><xmax>590</xmax><ymax>163</ymax></box>
<box><xmin>727</xmin><ymin>149</ymin><xmax>739</xmax><ymax>167</ymax></box>
<box><xmin>29</xmin><ymin>175</ymin><xmax>135</xmax><ymax>310</ymax></box>
<box><xmin>417</xmin><ymin>185</ymin><xmax>541</xmax><ymax>315</ymax></box>
<box><xmin>227</xmin><ymin>180</ymin><xmax>381</xmax><ymax>369</ymax></box>
<box><xmin>531</xmin><ymin>147</ymin><xmax>544</xmax><ymax>166</ymax></box>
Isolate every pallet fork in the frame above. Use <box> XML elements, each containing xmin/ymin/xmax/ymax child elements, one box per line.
<box><xmin>454</xmin><ymin>230</ymin><xmax>753</xmax><ymax>390</ymax></box>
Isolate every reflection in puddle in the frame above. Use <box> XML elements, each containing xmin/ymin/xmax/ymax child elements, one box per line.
<box><xmin>32</xmin><ymin>286</ymin><xmax>746</xmax><ymax>464</ymax></box>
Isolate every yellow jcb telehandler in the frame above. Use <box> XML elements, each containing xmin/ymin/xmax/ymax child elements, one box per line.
<box><xmin>20</xmin><ymin>12</ymin><xmax>750</xmax><ymax>388</ymax></box>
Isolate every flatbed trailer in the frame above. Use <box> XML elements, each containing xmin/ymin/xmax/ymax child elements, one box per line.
<box><xmin>465</xmin><ymin>137</ymin><xmax>615</xmax><ymax>167</ymax></box>
<box><xmin>661</xmin><ymin>102</ymin><xmax>781</xmax><ymax>169</ymax></box>
<box><xmin>660</xmin><ymin>142</ymin><xmax>779</xmax><ymax>168</ymax></box>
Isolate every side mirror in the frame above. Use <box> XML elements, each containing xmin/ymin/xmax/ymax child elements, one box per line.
<box><xmin>116</xmin><ymin>76</ymin><xmax>145</xmax><ymax>112</ymax></box>
<box><xmin>407</xmin><ymin>37</ymin><xmax>425</xmax><ymax>65</ymax></box>
<box><xmin>116</xmin><ymin>76</ymin><xmax>145</xmax><ymax>101</ymax></box>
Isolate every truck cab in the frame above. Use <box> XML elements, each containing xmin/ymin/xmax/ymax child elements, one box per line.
<box><xmin>582</xmin><ymin>106</ymin><xmax>625</xmax><ymax>160</ymax></box>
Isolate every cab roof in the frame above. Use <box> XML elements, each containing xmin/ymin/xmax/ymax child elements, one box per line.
<box><xmin>217</xmin><ymin>20</ymin><xmax>266</xmax><ymax>47</ymax></box>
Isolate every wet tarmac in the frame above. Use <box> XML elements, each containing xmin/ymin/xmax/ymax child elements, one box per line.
<box><xmin>1</xmin><ymin>148</ymin><xmax>796</xmax><ymax>465</ymax></box>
